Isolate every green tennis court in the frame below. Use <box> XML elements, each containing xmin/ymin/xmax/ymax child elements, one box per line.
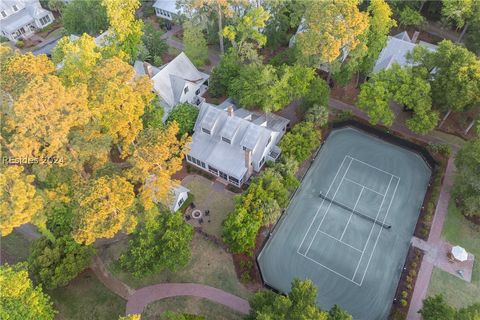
<box><xmin>258</xmin><ymin>126</ymin><xmax>432</xmax><ymax>319</ymax></box>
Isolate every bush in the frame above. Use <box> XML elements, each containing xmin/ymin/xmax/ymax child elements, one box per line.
<box><xmin>0</xmin><ymin>36</ymin><xmax>9</xmax><ymax>43</ymax></box>
<box><xmin>240</xmin><ymin>271</ymin><xmax>251</xmax><ymax>283</ymax></box>
<box><xmin>427</xmin><ymin>143</ymin><xmax>452</xmax><ymax>157</ymax></box>
<box><xmin>302</xmin><ymin>77</ymin><xmax>330</xmax><ymax>111</ymax></box>
<box><xmin>335</xmin><ymin>110</ymin><xmax>354</xmax><ymax>122</ymax></box>
<box><xmin>153</xmin><ymin>55</ymin><xmax>163</xmax><ymax>66</ymax></box>
<box><xmin>401</xmin><ymin>291</ymin><xmax>408</xmax><ymax>299</ymax></box>
<box><xmin>400</xmin><ymin>299</ymin><xmax>408</xmax><ymax>307</ymax></box>
<box><xmin>279</xmin><ymin>121</ymin><xmax>321</xmax><ymax>163</ymax></box>
<box><xmin>16</xmin><ymin>40</ymin><xmax>25</xmax><ymax>48</ymax></box>
<box><xmin>398</xmin><ymin>7</ymin><xmax>425</xmax><ymax>28</ymax></box>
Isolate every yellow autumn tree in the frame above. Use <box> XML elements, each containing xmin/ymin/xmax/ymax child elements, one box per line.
<box><xmin>0</xmin><ymin>166</ymin><xmax>43</xmax><ymax>236</ymax></box>
<box><xmin>89</xmin><ymin>57</ymin><xmax>154</xmax><ymax>156</ymax></box>
<box><xmin>52</xmin><ymin>34</ymin><xmax>102</xmax><ymax>86</ymax></box>
<box><xmin>127</xmin><ymin>123</ymin><xmax>190</xmax><ymax>209</ymax></box>
<box><xmin>4</xmin><ymin>75</ymin><xmax>89</xmax><ymax>159</ymax></box>
<box><xmin>297</xmin><ymin>0</ymin><xmax>369</xmax><ymax>67</ymax></box>
<box><xmin>73</xmin><ymin>175</ymin><xmax>135</xmax><ymax>244</ymax></box>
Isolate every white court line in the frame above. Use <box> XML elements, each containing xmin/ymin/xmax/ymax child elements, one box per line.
<box><xmin>318</xmin><ymin>230</ymin><xmax>363</xmax><ymax>253</ymax></box>
<box><xmin>297</xmin><ymin>156</ymin><xmax>349</xmax><ymax>254</ymax></box>
<box><xmin>348</xmin><ymin>155</ymin><xmax>400</xmax><ymax>180</ymax></box>
<box><xmin>343</xmin><ymin>177</ymin><xmax>385</xmax><ymax>196</ymax></box>
<box><xmin>340</xmin><ymin>187</ymin><xmax>364</xmax><ymax>241</ymax></box>
<box><xmin>359</xmin><ymin>176</ymin><xmax>400</xmax><ymax>286</ymax></box>
<box><xmin>351</xmin><ymin>175</ymin><xmax>393</xmax><ymax>281</ymax></box>
<box><xmin>299</xmin><ymin>252</ymin><xmax>362</xmax><ymax>286</ymax></box>
<box><xmin>305</xmin><ymin>158</ymin><xmax>353</xmax><ymax>255</ymax></box>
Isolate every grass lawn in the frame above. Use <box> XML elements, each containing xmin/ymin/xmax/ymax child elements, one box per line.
<box><xmin>49</xmin><ymin>270</ymin><xmax>126</xmax><ymax>320</ymax></box>
<box><xmin>182</xmin><ymin>175</ymin><xmax>236</xmax><ymax>239</ymax></box>
<box><xmin>0</xmin><ymin>231</ymin><xmax>31</xmax><ymax>263</ymax></box>
<box><xmin>427</xmin><ymin>202</ymin><xmax>480</xmax><ymax>308</ymax></box>
<box><xmin>105</xmin><ymin>233</ymin><xmax>251</xmax><ymax>299</ymax></box>
<box><xmin>142</xmin><ymin>296</ymin><xmax>244</xmax><ymax>320</ymax></box>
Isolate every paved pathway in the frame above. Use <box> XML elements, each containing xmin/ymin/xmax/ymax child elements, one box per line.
<box><xmin>89</xmin><ymin>253</ymin><xmax>250</xmax><ymax>316</ymax></box>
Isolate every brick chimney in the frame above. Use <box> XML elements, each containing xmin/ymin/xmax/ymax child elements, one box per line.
<box><xmin>244</xmin><ymin>148</ymin><xmax>253</xmax><ymax>178</ymax></box>
<box><xmin>227</xmin><ymin>105</ymin><xmax>234</xmax><ymax>117</ymax></box>
<box><xmin>143</xmin><ymin>62</ymin><xmax>153</xmax><ymax>78</ymax></box>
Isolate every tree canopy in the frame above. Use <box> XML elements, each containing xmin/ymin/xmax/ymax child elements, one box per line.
<box><xmin>420</xmin><ymin>294</ymin><xmax>480</xmax><ymax>320</ymax></box>
<box><xmin>280</xmin><ymin>121</ymin><xmax>321</xmax><ymax>162</ymax></box>
<box><xmin>183</xmin><ymin>20</ymin><xmax>209</xmax><ymax>66</ymax></box>
<box><xmin>166</xmin><ymin>103</ymin><xmax>200</xmax><ymax>137</ymax></box>
<box><xmin>62</xmin><ymin>0</ymin><xmax>109</xmax><ymax>36</ymax></box>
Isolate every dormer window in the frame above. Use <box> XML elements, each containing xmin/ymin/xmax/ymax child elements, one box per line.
<box><xmin>1</xmin><ymin>11</ymin><xmax>6</xmax><ymax>18</ymax></box>
<box><xmin>184</xmin><ymin>86</ymin><xmax>189</xmax><ymax>94</ymax></box>
<box><xmin>202</xmin><ymin>128</ymin><xmax>210</xmax><ymax>134</ymax></box>
<box><xmin>12</xmin><ymin>5</ymin><xmax>18</xmax><ymax>11</ymax></box>
<box><xmin>222</xmin><ymin>137</ymin><xmax>231</xmax><ymax>144</ymax></box>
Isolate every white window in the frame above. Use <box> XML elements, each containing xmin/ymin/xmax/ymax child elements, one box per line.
<box><xmin>202</xmin><ymin>128</ymin><xmax>210</xmax><ymax>135</ymax></box>
<box><xmin>40</xmin><ymin>15</ymin><xmax>51</xmax><ymax>26</ymax></box>
<box><xmin>12</xmin><ymin>5</ymin><xmax>18</xmax><ymax>11</ymax></box>
<box><xmin>1</xmin><ymin>11</ymin><xmax>6</xmax><ymax>18</ymax></box>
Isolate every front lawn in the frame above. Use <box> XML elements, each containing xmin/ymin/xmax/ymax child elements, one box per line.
<box><xmin>142</xmin><ymin>296</ymin><xmax>244</xmax><ymax>320</ymax></box>
<box><xmin>0</xmin><ymin>231</ymin><xmax>31</xmax><ymax>263</ymax></box>
<box><xmin>427</xmin><ymin>202</ymin><xmax>480</xmax><ymax>308</ymax></box>
<box><xmin>105</xmin><ymin>233</ymin><xmax>251</xmax><ymax>299</ymax></box>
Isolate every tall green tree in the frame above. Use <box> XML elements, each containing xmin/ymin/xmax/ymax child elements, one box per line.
<box><xmin>209</xmin><ymin>48</ymin><xmax>241</xmax><ymax>97</ymax></box>
<box><xmin>280</xmin><ymin>121</ymin><xmax>321</xmax><ymax>162</ymax></box>
<box><xmin>441</xmin><ymin>0</ymin><xmax>480</xmax><ymax>42</ymax></box>
<box><xmin>0</xmin><ymin>263</ymin><xmax>56</xmax><ymax>320</ymax></box>
<box><xmin>166</xmin><ymin>103</ymin><xmax>200</xmax><ymax>136</ymax></box>
<box><xmin>419</xmin><ymin>295</ymin><xmax>458</xmax><ymax>320</ymax></box>
<box><xmin>62</xmin><ymin>0</ymin><xmax>109</xmax><ymax>36</ymax></box>
<box><xmin>183</xmin><ymin>20</ymin><xmax>209</xmax><ymax>66</ymax></box>
<box><xmin>28</xmin><ymin>236</ymin><xmax>95</xmax><ymax>289</ymax></box>
<box><xmin>302</xmin><ymin>77</ymin><xmax>331</xmax><ymax>110</ymax></box>
<box><xmin>328</xmin><ymin>305</ymin><xmax>352</xmax><ymax>320</ymax></box>
<box><xmin>119</xmin><ymin>209</ymin><xmax>194</xmax><ymax>276</ymax></box>
<box><xmin>452</xmin><ymin>137</ymin><xmax>480</xmax><ymax>218</ymax></box>
<box><xmin>142</xmin><ymin>23</ymin><xmax>168</xmax><ymax>63</ymax></box>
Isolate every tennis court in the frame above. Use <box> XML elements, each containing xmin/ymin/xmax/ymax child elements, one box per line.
<box><xmin>257</xmin><ymin>127</ymin><xmax>432</xmax><ymax>319</ymax></box>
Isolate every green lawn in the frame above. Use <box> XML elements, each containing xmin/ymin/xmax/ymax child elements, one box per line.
<box><xmin>105</xmin><ymin>233</ymin><xmax>251</xmax><ymax>299</ymax></box>
<box><xmin>0</xmin><ymin>231</ymin><xmax>31</xmax><ymax>263</ymax></box>
<box><xmin>49</xmin><ymin>270</ymin><xmax>126</xmax><ymax>320</ymax></box>
<box><xmin>182</xmin><ymin>175</ymin><xmax>236</xmax><ymax>239</ymax></box>
<box><xmin>142</xmin><ymin>296</ymin><xmax>244</xmax><ymax>320</ymax></box>
<box><xmin>427</xmin><ymin>202</ymin><xmax>480</xmax><ymax>308</ymax></box>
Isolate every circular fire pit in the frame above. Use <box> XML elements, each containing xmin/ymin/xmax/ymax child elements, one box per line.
<box><xmin>191</xmin><ymin>209</ymin><xmax>203</xmax><ymax>219</ymax></box>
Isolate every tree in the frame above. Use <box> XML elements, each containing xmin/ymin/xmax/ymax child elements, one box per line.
<box><xmin>452</xmin><ymin>137</ymin><xmax>480</xmax><ymax>218</ymax></box>
<box><xmin>28</xmin><ymin>236</ymin><xmax>95</xmax><ymax>289</ymax></box>
<box><xmin>263</xmin><ymin>0</ymin><xmax>298</xmax><ymax>50</ymax></box>
<box><xmin>209</xmin><ymin>48</ymin><xmax>241</xmax><ymax>97</ymax></box>
<box><xmin>296</xmin><ymin>0</ymin><xmax>369</xmax><ymax>71</ymax></box>
<box><xmin>183</xmin><ymin>20</ymin><xmax>209</xmax><ymax>66</ymax></box>
<box><xmin>441</xmin><ymin>0</ymin><xmax>480</xmax><ymax>42</ymax></box>
<box><xmin>457</xmin><ymin>303</ymin><xmax>480</xmax><ymax>319</ymax></box>
<box><xmin>222</xmin><ymin>205</ymin><xmax>262</xmax><ymax>253</ymax></box>
<box><xmin>119</xmin><ymin>210</ymin><xmax>194</xmax><ymax>276</ymax></box>
<box><xmin>248</xmin><ymin>279</ymin><xmax>332</xmax><ymax>319</ymax></box>
<box><xmin>142</xmin><ymin>22</ymin><xmax>168</xmax><ymax>62</ymax></box>
<box><xmin>62</xmin><ymin>0</ymin><xmax>109</xmax><ymax>36</ymax></box>
<box><xmin>166</xmin><ymin>103</ymin><xmax>200</xmax><ymax>136</ymax></box>
<box><xmin>302</xmin><ymin>77</ymin><xmax>331</xmax><ymax>110</ymax></box>
<box><xmin>47</xmin><ymin>0</ymin><xmax>65</xmax><ymax>15</ymax></box>
<box><xmin>143</xmin><ymin>96</ymin><xmax>165</xmax><ymax>129</ymax></box>
<box><xmin>0</xmin><ymin>166</ymin><xmax>43</xmax><ymax>236</ymax></box>
<box><xmin>419</xmin><ymin>295</ymin><xmax>457</xmax><ymax>320</ymax></box>
<box><xmin>222</xmin><ymin>6</ymin><xmax>270</xmax><ymax>63</ymax></box>
<box><xmin>305</xmin><ymin>105</ymin><xmax>329</xmax><ymax>128</ymax></box>
<box><xmin>72</xmin><ymin>175</ymin><xmax>136</xmax><ymax>244</ymax></box>
<box><xmin>409</xmin><ymin>40</ymin><xmax>480</xmax><ymax>113</ymax></box>
<box><xmin>328</xmin><ymin>305</ymin><xmax>352</xmax><ymax>320</ymax></box>
<box><xmin>0</xmin><ymin>263</ymin><xmax>56</xmax><ymax>320</ymax></box>
<box><xmin>398</xmin><ymin>6</ymin><xmax>425</xmax><ymax>28</ymax></box>
<box><xmin>280</xmin><ymin>121</ymin><xmax>321</xmax><ymax>162</ymax></box>
<box><xmin>357</xmin><ymin>64</ymin><xmax>438</xmax><ymax>134</ymax></box>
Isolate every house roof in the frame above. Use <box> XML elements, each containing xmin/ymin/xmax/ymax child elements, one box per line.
<box><xmin>189</xmin><ymin>101</ymin><xmax>289</xmax><ymax>179</ymax></box>
<box><xmin>150</xmin><ymin>52</ymin><xmax>209</xmax><ymax>108</ymax></box>
<box><xmin>153</xmin><ymin>0</ymin><xmax>183</xmax><ymax>14</ymax></box>
<box><xmin>170</xmin><ymin>185</ymin><xmax>189</xmax><ymax>211</ymax></box>
<box><xmin>373</xmin><ymin>32</ymin><xmax>437</xmax><ymax>73</ymax></box>
<box><xmin>0</xmin><ymin>0</ymin><xmax>50</xmax><ymax>33</ymax></box>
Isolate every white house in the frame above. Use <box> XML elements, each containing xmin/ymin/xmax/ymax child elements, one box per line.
<box><xmin>153</xmin><ymin>0</ymin><xmax>183</xmax><ymax>21</ymax></box>
<box><xmin>373</xmin><ymin>31</ymin><xmax>438</xmax><ymax>73</ymax></box>
<box><xmin>170</xmin><ymin>185</ymin><xmax>189</xmax><ymax>212</ymax></box>
<box><xmin>134</xmin><ymin>52</ymin><xmax>209</xmax><ymax>121</ymax></box>
<box><xmin>0</xmin><ymin>0</ymin><xmax>54</xmax><ymax>41</ymax></box>
<box><xmin>187</xmin><ymin>99</ymin><xmax>289</xmax><ymax>187</ymax></box>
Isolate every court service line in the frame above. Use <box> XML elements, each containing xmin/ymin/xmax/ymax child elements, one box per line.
<box><xmin>297</xmin><ymin>156</ymin><xmax>348</xmax><ymax>254</ymax></box>
<box><xmin>343</xmin><ymin>177</ymin><xmax>385</xmax><ymax>196</ymax></box>
<box><xmin>318</xmin><ymin>230</ymin><xmax>363</xmax><ymax>253</ymax></box>
<box><xmin>305</xmin><ymin>157</ymin><xmax>354</xmax><ymax>255</ymax></box>
<box><xmin>340</xmin><ymin>186</ymin><xmax>364</xmax><ymax>241</ymax></box>
<box><xmin>351</xmin><ymin>175</ymin><xmax>393</xmax><ymax>281</ymax></box>
<box><xmin>347</xmin><ymin>155</ymin><xmax>400</xmax><ymax>180</ymax></box>
<box><xmin>359</xmin><ymin>176</ymin><xmax>400</xmax><ymax>286</ymax></box>
<box><xmin>298</xmin><ymin>252</ymin><xmax>361</xmax><ymax>286</ymax></box>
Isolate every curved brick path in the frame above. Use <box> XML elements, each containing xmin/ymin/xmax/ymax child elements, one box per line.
<box><xmin>125</xmin><ymin>283</ymin><xmax>250</xmax><ymax>315</ymax></box>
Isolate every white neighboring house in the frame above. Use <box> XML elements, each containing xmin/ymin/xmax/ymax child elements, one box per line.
<box><xmin>134</xmin><ymin>52</ymin><xmax>209</xmax><ymax>121</ymax></box>
<box><xmin>187</xmin><ymin>99</ymin><xmax>290</xmax><ymax>187</ymax></box>
<box><xmin>373</xmin><ymin>31</ymin><xmax>438</xmax><ymax>73</ymax></box>
<box><xmin>153</xmin><ymin>0</ymin><xmax>183</xmax><ymax>21</ymax></box>
<box><xmin>170</xmin><ymin>185</ymin><xmax>189</xmax><ymax>212</ymax></box>
<box><xmin>0</xmin><ymin>0</ymin><xmax>54</xmax><ymax>42</ymax></box>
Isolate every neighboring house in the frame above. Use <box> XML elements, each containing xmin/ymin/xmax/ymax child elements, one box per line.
<box><xmin>34</xmin><ymin>31</ymin><xmax>111</xmax><ymax>56</ymax></box>
<box><xmin>0</xmin><ymin>0</ymin><xmax>54</xmax><ymax>42</ymax></box>
<box><xmin>373</xmin><ymin>31</ymin><xmax>438</xmax><ymax>73</ymax></box>
<box><xmin>134</xmin><ymin>52</ymin><xmax>209</xmax><ymax>121</ymax></box>
<box><xmin>170</xmin><ymin>185</ymin><xmax>189</xmax><ymax>212</ymax></box>
<box><xmin>187</xmin><ymin>99</ymin><xmax>289</xmax><ymax>187</ymax></box>
<box><xmin>153</xmin><ymin>0</ymin><xmax>183</xmax><ymax>22</ymax></box>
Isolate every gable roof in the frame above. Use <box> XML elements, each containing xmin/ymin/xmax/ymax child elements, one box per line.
<box><xmin>153</xmin><ymin>0</ymin><xmax>183</xmax><ymax>14</ymax></box>
<box><xmin>150</xmin><ymin>52</ymin><xmax>209</xmax><ymax>107</ymax></box>
<box><xmin>373</xmin><ymin>32</ymin><xmax>437</xmax><ymax>73</ymax></box>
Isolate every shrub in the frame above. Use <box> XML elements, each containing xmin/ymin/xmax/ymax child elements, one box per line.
<box><xmin>400</xmin><ymin>299</ymin><xmax>408</xmax><ymax>307</ymax></box>
<box><xmin>153</xmin><ymin>55</ymin><xmax>163</xmax><ymax>66</ymax></box>
<box><xmin>0</xmin><ymin>36</ymin><xmax>9</xmax><ymax>43</ymax></box>
<box><xmin>16</xmin><ymin>40</ymin><xmax>25</xmax><ymax>48</ymax></box>
<box><xmin>409</xmin><ymin>270</ymin><xmax>417</xmax><ymax>277</ymax></box>
<box><xmin>427</xmin><ymin>143</ymin><xmax>452</xmax><ymax>157</ymax></box>
<box><xmin>240</xmin><ymin>271</ymin><xmax>251</xmax><ymax>283</ymax></box>
<box><xmin>401</xmin><ymin>291</ymin><xmax>408</xmax><ymax>299</ymax></box>
<box><xmin>335</xmin><ymin>110</ymin><xmax>354</xmax><ymax>122</ymax></box>
<box><xmin>302</xmin><ymin>77</ymin><xmax>330</xmax><ymax>110</ymax></box>
<box><xmin>279</xmin><ymin>121</ymin><xmax>321</xmax><ymax>163</ymax></box>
